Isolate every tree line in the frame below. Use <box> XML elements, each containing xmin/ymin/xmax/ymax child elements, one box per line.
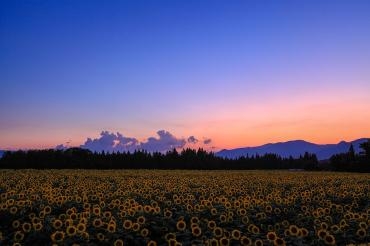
<box><xmin>329</xmin><ymin>139</ymin><xmax>370</xmax><ymax>172</ymax></box>
<box><xmin>0</xmin><ymin>148</ymin><xmax>318</xmax><ymax>170</ymax></box>
<box><xmin>0</xmin><ymin>139</ymin><xmax>368</xmax><ymax>172</ymax></box>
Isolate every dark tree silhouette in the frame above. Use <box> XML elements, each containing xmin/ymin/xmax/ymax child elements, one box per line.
<box><xmin>329</xmin><ymin>139</ymin><xmax>370</xmax><ymax>172</ymax></box>
<box><xmin>349</xmin><ymin>144</ymin><xmax>355</xmax><ymax>160</ymax></box>
<box><xmin>359</xmin><ymin>140</ymin><xmax>370</xmax><ymax>158</ymax></box>
<box><xmin>0</xmin><ymin>147</ymin><xmax>319</xmax><ymax>170</ymax></box>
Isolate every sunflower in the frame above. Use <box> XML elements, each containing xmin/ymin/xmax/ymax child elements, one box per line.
<box><xmin>59</xmin><ymin>213</ymin><xmax>67</xmax><ymax>220</ymax></box>
<box><xmin>96</xmin><ymin>232</ymin><xmax>105</xmax><ymax>241</ymax></box>
<box><xmin>317</xmin><ymin>229</ymin><xmax>328</xmax><ymax>240</ymax></box>
<box><xmin>239</xmin><ymin>208</ymin><xmax>247</xmax><ymax>216</ymax></box>
<box><xmin>330</xmin><ymin>225</ymin><xmax>340</xmax><ymax>234</ymax></box>
<box><xmin>22</xmin><ymin>222</ymin><xmax>32</xmax><ymax>233</ymax></box>
<box><xmin>267</xmin><ymin>231</ymin><xmax>277</xmax><ymax>241</ymax></box>
<box><xmin>164</xmin><ymin>210</ymin><xmax>173</xmax><ymax>219</ymax></box>
<box><xmin>65</xmin><ymin>219</ymin><xmax>73</xmax><ymax>227</ymax></box>
<box><xmin>137</xmin><ymin>216</ymin><xmax>146</xmax><ymax>225</ymax></box>
<box><xmin>12</xmin><ymin>220</ymin><xmax>20</xmax><ymax>229</ymax></box>
<box><xmin>359</xmin><ymin>221</ymin><xmax>368</xmax><ymax>229</ymax></box>
<box><xmin>165</xmin><ymin>233</ymin><xmax>176</xmax><ymax>241</ymax></box>
<box><xmin>9</xmin><ymin>206</ymin><xmax>18</xmax><ymax>214</ymax></box>
<box><xmin>114</xmin><ymin>239</ymin><xmax>124</xmax><ymax>246</ymax></box>
<box><xmin>213</xmin><ymin>227</ymin><xmax>223</xmax><ymax>238</ymax></box>
<box><xmin>273</xmin><ymin>237</ymin><xmax>286</xmax><ymax>246</ymax></box>
<box><xmin>356</xmin><ymin>228</ymin><xmax>366</xmax><ymax>239</ymax></box>
<box><xmin>147</xmin><ymin>240</ymin><xmax>157</xmax><ymax>246</ymax></box>
<box><xmin>219</xmin><ymin>237</ymin><xmax>230</xmax><ymax>246</ymax></box>
<box><xmin>76</xmin><ymin>223</ymin><xmax>86</xmax><ymax>234</ymax></box>
<box><xmin>13</xmin><ymin>231</ymin><xmax>24</xmax><ymax>242</ymax></box>
<box><xmin>168</xmin><ymin>238</ymin><xmax>178</xmax><ymax>246</ymax></box>
<box><xmin>241</xmin><ymin>216</ymin><xmax>249</xmax><ymax>225</ymax></box>
<box><xmin>44</xmin><ymin>205</ymin><xmax>52</xmax><ymax>214</ymax></box>
<box><xmin>320</xmin><ymin>222</ymin><xmax>329</xmax><ymax>230</ymax></box>
<box><xmin>240</xmin><ymin>236</ymin><xmax>252</xmax><ymax>246</ymax></box>
<box><xmin>289</xmin><ymin>225</ymin><xmax>299</xmax><ymax>236</ymax></box>
<box><xmin>93</xmin><ymin>218</ymin><xmax>103</xmax><ymax>228</ymax></box>
<box><xmin>281</xmin><ymin>220</ymin><xmax>289</xmax><ymax>228</ymax></box>
<box><xmin>324</xmin><ymin>234</ymin><xmax>335</xmax><ymax>245</ymax></box>
<box><xmin>80</xmin><ymin>217</ymin><xmax>88</xmax><ymax>224</ymax></box>
<box><xmin>51</xmin><ymin>231</ymin><xmax>65</xmax><ymax>243</ymax></box>
<box><xmin>219</xmin><ymin>214</ymin><xmax>227</xmax><ymax>223</ymax></box>
<box><xmin>190</xmin><ymin>216</ymin><xmax>199</xmax><ymax>224</ymax></box>
<box><xmin>176</xmin><ymin>220</ymin><xmax>186</xmax><ymax>231</ymax></box>
<box><xmin>81</xmin><ymin>231</ymin><xmax>89</xmax><ymax>240</ymax></box>
<box><xmin>33</xmin><ymin>222</ymin><xmax>43</xmax><ymax>231</ymax></box>
<box><xmin>53</xmin><ymin>219</ymin><xmax>63</xmax><ymax>230</ymax></box>
<box><xmin>103</xmin><ymin>211</ymin><xmax>112</xmax><ymax>219</ymax></box>
<box><xmin>208</xmin><ymin>220</ymin><xmax>217</xmax><ymax>230</ymax></box>
<box><xmin>144</xmin><ymin>205</ymin><xmax>151</xmax><ymax>213</ymax></box>
<box><xmin>106</xmin><ymin>222</ymin><xmax>116</xmax><ymax>233</ymax></box>
<box><xmin>251</xmin><ymin>225</ymin><xmax>260</xmax><ymax>234</ymax></box>
<box><xmin>192</xmin><ymin>226</ymin><xmax>202</xmax><ymax>237</ymax></box>
<box><xmin>70</xmin><ymin>213</ymin><xmax>78</xmax><ymax>220</ymax></box>
<box><xmin>93</xmin><ymin>207</ymin><xmax>101</xmax><ymax>216</ymax></box>
<box><xmin>209</xmin><ymin>238</ymin><xmax>219</xmax><ymax>246</ymax></box>
<box><xmin>141</xmin><ymin>228</ymin><xmax>149</xmax><ymax>237</ymax></box>
<box><xmin>66</xmin><ymin>225</ymin><xmax>77</xmax><ymax>237</ymax></box>
<box><xmin>132</xmin><ymin>222</ymin><xmax>140</xmax><ymax>232</ymax></box>
<box><xmin>299</xmin><ymin>228</ymin><xmax>309</xmax><ymax>237</ymax></box>
<box><xmin>231</xmin><ymin>229</ymin><xmax>241</xmax><ymax>240</ymax></box>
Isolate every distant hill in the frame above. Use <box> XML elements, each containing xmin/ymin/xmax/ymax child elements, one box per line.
<box><xmin>0</xmin><ymin>150</ymin><xmax>4</xmax><ymax>158</ymax></box>
<box><xmin>216</xmin><ymin>138</ymin><xmax>368</xmax><ymax>160</ymax></box>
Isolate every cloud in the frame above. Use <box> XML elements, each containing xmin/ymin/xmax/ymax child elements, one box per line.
<box><xmin>203</xmin><ymin>138</ymin><xmax>212</xmax><ymax>145</ymax></box>
<box><xmin>58</xmin><ymin>130</ymin><xmax>211</xmax><ymax>153</ymax></box>
<box><xmin>80</xmin><ymin>131</ymin><xmax>139</xmax><ymax>153</ymax></box>
<box><xmin>55</xmin><ymin>144</ymin><xmax>68</xmax><ymax>150</ymax></box>
<box><xmin>140</xmin><ymin>130</ymin><xmax>186</xmax><ymax>152</ymax></box>
<box><xmin>187</xmin><ymin>136</ymin><xmax>199</xmax><ymax>144</ymax></box>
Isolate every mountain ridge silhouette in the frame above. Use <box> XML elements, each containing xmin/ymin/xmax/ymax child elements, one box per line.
<box><xmin>216</xmin><ymin>138</ymin><xmax>369</xmax><ymax>160</ymax></box>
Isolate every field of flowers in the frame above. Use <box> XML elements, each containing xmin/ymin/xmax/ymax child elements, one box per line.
<box><xmin>0</xmin><ymin>170</ymin><xmax>369</xmax><ymax>246</ymax></box>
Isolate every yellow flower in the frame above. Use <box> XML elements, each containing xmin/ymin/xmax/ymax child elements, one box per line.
<box><xmin>66</xmin><ymin>226</ymin><xmax>77</xmax><ymax>236</ymax></box>
<box><xmin>141</xmin><ymin>228</ymin><xmax>149</xmax><ymax>237</ymax></box>
<box><xmin>96</xmin><ymin>232</ymin><xmax>105</xmax><ymax>241</ymax></box>
<box><xmin>219</xmin><ymin>237</ymin><xmax>229</xmax><ymax>246</ymax></box>
<box><xmin>231</xmin><ymin>229</ymin><xmax>241</xmax><ymax>240</ymax></box>
<box><xmin>267</xmin><ymin>231</ymin><xmax>277</xmax><ymax>241</ymax></box>
<box><xmin>114</xmin><ymin>239</ymin><xmax>124</xmax><ymax>246</ymax></box>
<box><xmin>22</xmin><ymin>222</ymin><xmax>32</xmax><ymax>233</ymax></box>
<box><xmin>52</xmin><ymin>219</ymin><xmax>63</xmax><ymax>230</ymax></box>
<box><xmin>192</xmin><ymin>226</ymin><xmax>202</xmax><ymax>237</ymax></box>
<box><xmin>147</xmin><ymin>240</ymin><xmax>157</xmax><ymax>246</ymax></box>
<box><xmin>356</xmin><ymin>228</ymin><xmax>366</xmax><ymax>239</ymax></box>
<box><xmin>240</xmin><ymin>236</ymin><xmax>252</xmax><ymax>246</ymax></box>
<box><xmin>213</xmin><ymin>227</ymin><xmax>223</xmax><ymax>238</ymax></box>
<box><xmin>51</xmin><ymin>231</ymin><xmax>65</xmax><ymax>243</ymax></box>
<box><xmin>13</xmin><ymin>231</ymin><xmax>24</xmax><ymax>242</ymax></box>
<box><xmin>324</xmin><ymin>234</ymin><xmax>335</xmax><ymax>245</ymax></box>
<box><xmin>176</xmin><ymin>220</ymin><xmax>186</xmax><ymax>231</ymax></box>
<box><xmin>273</xmin><ymin>237</ymin><xmax>286</xmax><ymax>246</ymax></box>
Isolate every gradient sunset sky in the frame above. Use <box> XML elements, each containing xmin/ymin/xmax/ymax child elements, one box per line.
<box><xmin>1</xmin><ymin>0</ymin><xmax>370</xmax><ymax>150</ymax></box>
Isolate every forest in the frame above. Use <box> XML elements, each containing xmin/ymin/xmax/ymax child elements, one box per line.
<box><xmin>0</xmin><ymin>139</ymin><xmax>369</xmax><ymax>172</ymax></box>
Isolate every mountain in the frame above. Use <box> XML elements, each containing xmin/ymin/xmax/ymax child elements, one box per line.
<box><xmin>216</xmin><ymin>138</ymin><xmax>368</xmax><ymax>160</ymax></box>
<box><xmin>0</xmin><ymin>150</ymin><xmax>4</xmax><ymax>158</ymax></box>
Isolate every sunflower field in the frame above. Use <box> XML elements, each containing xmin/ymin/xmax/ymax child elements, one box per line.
<box><xmin>0</xmin><ymin>170</ymin><xmax>369</xmax><ymax>246</ymax></box>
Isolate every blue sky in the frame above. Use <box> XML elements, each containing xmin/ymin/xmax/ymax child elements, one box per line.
<box><xmin>1</xmin><ymin>0</ymin><xmax>370</xmax><ymax>150</ymax></box>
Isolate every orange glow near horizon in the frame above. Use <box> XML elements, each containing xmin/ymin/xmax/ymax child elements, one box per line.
<box><xmin>1</xmin><ymin>84</ymin><xmax>369</xmax><ymax>151</ymax></box>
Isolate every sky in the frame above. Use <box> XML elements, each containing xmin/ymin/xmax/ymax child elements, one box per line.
<box><xmin>1</xmin><ymin>0</ymin><xmax>370</xmax><ymax>151</ymax></box>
